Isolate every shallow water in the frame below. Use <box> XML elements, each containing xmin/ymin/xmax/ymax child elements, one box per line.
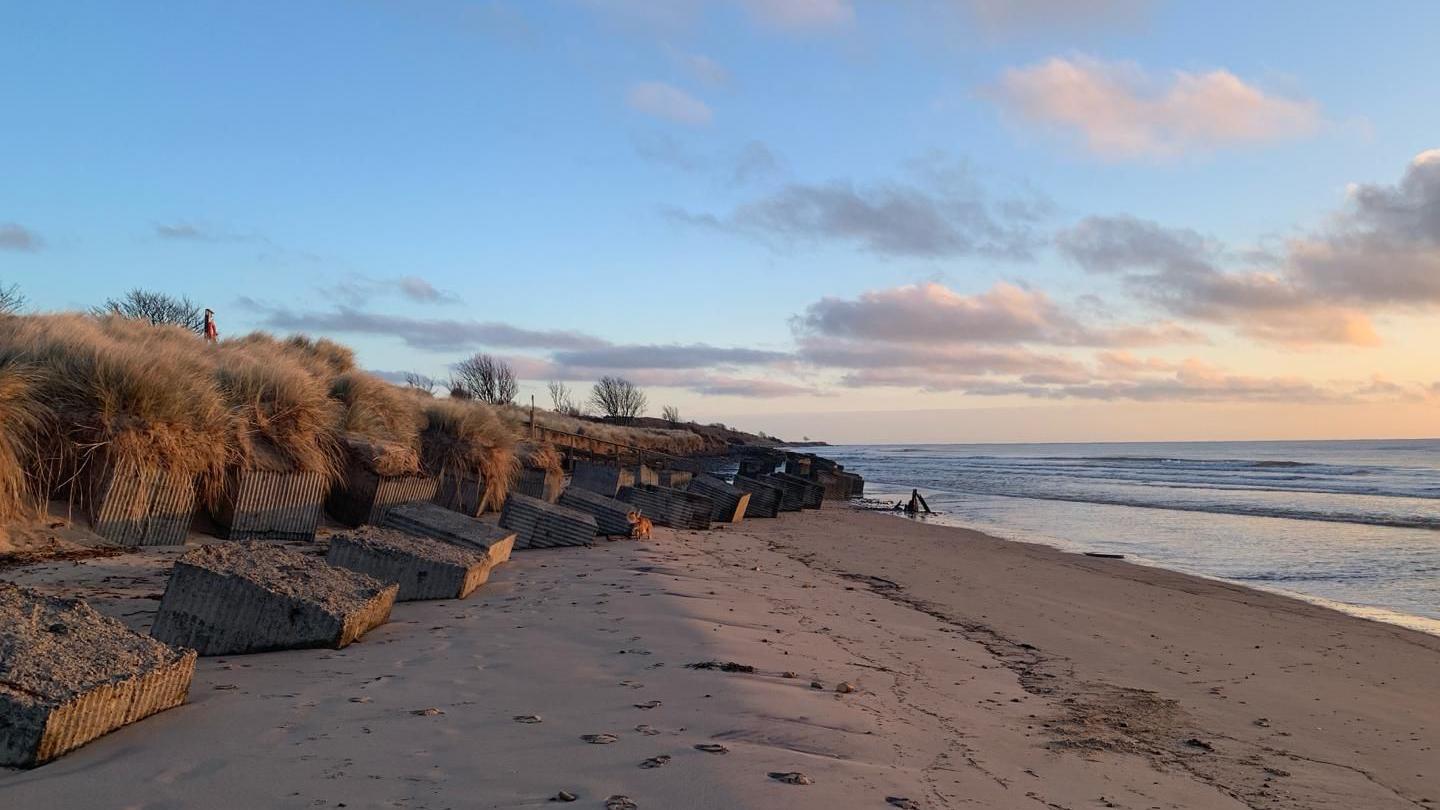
<box><xmin>806</xmin><ymin>439</ymin><xmax>1440</xmax><ymax>631</ymax></box>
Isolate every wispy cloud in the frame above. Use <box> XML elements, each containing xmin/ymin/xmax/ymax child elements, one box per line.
<box><xmin>965</xmin><ymin>0</ymin><xmax>1150</xmax><ymax>34</ymax></box>
<box><xmin>241</xmin><ymin>301</ymin><xmax>606</xmax><ymax>353</ymax></box>
<box><xmin>626</xmin><ymin>81</ymin><xmax>713</xmax><ymax>125</ymax></box>
<box><xmin>0</xmin><ymin>223</ymin><xmax>42</xmax><ymax>252</ymax></box>
<box><xmin>989</xmin><ymin>56</ymin><xmax>1320</xmax><ymax>159</ymax></box>
<box><xmin>669</xmin><ymin>158</ymin><xmax>1051</xmax><ymax>259</ymax></box>
<box><xmin>739</xmin><ymin>0</ymin><xmax>853</xmax><ymax>30</ymax></box>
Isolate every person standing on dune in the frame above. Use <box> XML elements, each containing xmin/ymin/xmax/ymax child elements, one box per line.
<box><xmin>203</xmin><ymin>308</ymin><xmax>217</xmax><ymax>343</ymax></box>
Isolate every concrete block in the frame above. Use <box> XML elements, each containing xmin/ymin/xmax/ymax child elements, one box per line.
<box><xmin>150</xmin><ymin>542</ymin><xmax>397</xmax><ymax>656</ymax></box>
<box><xmin>0</xmin><ymin>584</ymin><xmax>196</xmax><ymax>768</ymax></box>
<box><xmin>382</xmin><ymin>501</ymin><xmax>517</xmax><ymax>565</ymax></box>
<box><xmin>686</xmin><ymin>474</ymin><xmax>752</xmax><ymax>523</ymax></box>
<box><xmin>570</xmin><ymin>462</ymin><xmax>654</xmax><ymax>497</ymax></box>
<box><xmin>558</xmin><ymin>486</ymin><xmax>636</xmax><ymax>536</ymax></box>
<box><xmin>327</xmin><ymin>462</ymin><xmax>437</xmax><ymax>527</ymax></box>
<box><xmin>87</xmin><ymin>463</ymin><xmax>196</xmax><ymax>547</ymax></box>
<box><xmin>499</xmin><ymin>493</ymin><xmax>597</xmax><ymax>549</ymax></box>
<box><xmin>213</xmin><ymin>468</ymin><xmax>327</xmax><ymax>541</ymax></box>
<box><xmin>766</xmin><ymin>472</ymin><xmax>824</xmax><ymax>509</ymax></box>
<box><xmin>732</xmin><ymin>475</ymin><xmax>784</xmax><ymax>518</ymax></box>
<box><xmin>326</xmin><ymin>528</ymin><xmax>491</xmax><ymax>601</ymax></box>
<box><xmin>756</xmin><ymin>473</ymin><xmax>806</xmax><ymax>512</ymax></box>
<box><xmin>512</xmin><ymin>466</ymin><xmax>564</xmax><ymax>503</ymax></box>
<box><xmin>617</xmin><ymin>485</ymin><xmax>715</xmax><ymax>530</ymax></box>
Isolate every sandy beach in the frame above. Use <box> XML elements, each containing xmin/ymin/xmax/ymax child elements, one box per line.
<box><xmin>1</xmin><ymin>507</ymin><xmax>1436</xmax><ymax>809</ymax></box>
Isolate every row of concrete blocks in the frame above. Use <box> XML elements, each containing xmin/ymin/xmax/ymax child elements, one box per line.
<box><xmin>0</xmin><ymin>502</ymin><xmax>517</xmax><ymax>769</ymax></box>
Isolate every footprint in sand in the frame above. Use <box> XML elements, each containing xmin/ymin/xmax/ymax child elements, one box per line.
<box><xmin>605</xmin><ymin>797</ymin><xmax>638</xmax><ymax>810</ymax></box>
<box><xmin>639</xmin><ymin>755</ymin><xmax>671</xmax><ymax>769</ymax></box>
<box><xmin>693</xmin><ymin>744</ymin><xmax>728</xmax><ymax>754</ymax></box>
<box><xmin>634</xmin><ymin>724</ymin><xmax>661</xmax><ymax>736</ymax></box>
<box><xmin>582</xmin><ymin>733</ymin><xmax>619</xmax><ymax>744</ymax></box>
<box><xmin>886</xmin><ymin>798</ymin><xmax>921</xmax><ymax>809</ymax></box>
<box><xmin>769</xmin><ymin>771</ymin><xmax>814</xmax><ymax>785</ymax></box>
<box><xmin>514</xmin><ymin>714</ymin><xmax>543</xmax><ymax>724</ymax></box>
<box><xmin>633</xmin><ymin>700</ymin><xmax>662</xmax><ymax>710</ymax></box>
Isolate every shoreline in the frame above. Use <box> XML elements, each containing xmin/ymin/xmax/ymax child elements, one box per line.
<box><xmin>856</xmin><ymin>481</ymin><xmax>1440</xmax><ymax>637</ymax></box>
<box><xmin>3</xmin><ymin>505</ymin><xmax>1436</xmax><ymax>808</ymax></box>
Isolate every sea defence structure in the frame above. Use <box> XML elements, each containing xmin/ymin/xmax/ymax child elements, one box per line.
<box><xmin>326</xmin><ymin>528</ymin><xmax>493</xmax><ymax>601</ymax></box>
<box><xmin>382</xmin><ymin>501</ymin><xmax>517</xmax><ymax>565</ymax></box>
<box><xmin>85</xmin><ymin>464</ymin><xmax>196</xmax><ymax>547</ymax></box>
<box><xmin>757</xmin><ymin>472</ymin><xmax>809</xmax><ymax>511</ymax></box>
<box><xmin>732</xmin><ymin>475</ymin><xmax>784</xmax><ymax>518</ymax></box>
<box><xmin>686</xmin><ymin>474</ymin><xmax>752</xmax><ymax>523</ymax></box>
<box><xmin>767</xmin><ymin>472</ymin><xmax>825</xmax><ymax>509</ymax></box>
<box><xmin>499</xmin><ymin>493</ymin><xmax>599</xmax><ymax>549</ymax></box>
<box><xmin>570</xmin><ymin>461</ymin><xmax>655</xmax><ymax>497</ymax></box>
<box><xmin>618</xmin><ymin>484</ymin><xmax>715</xmax><ymax>530</ymax></box>
<box><xmin>150</xmin><ymin>542</ymin><xmax>398</xmax><ymax>655</ymax></box>
<box><xmin>557</xmin><ymin>486</ymin><xmax>637</xmax><ymax>537</ymax></box>
<box><xmin>1</xmin><ymin>585</ymin><xmax>196</xmax><ymax>768</ymax></box>
<box><xmin>327</xmin><ymin>438</ymin><xmax>438</xmax><ymax>527</ymax></box>
<box><xmin>212</xmin><ymin>468</ymin><xmax>329</xmax><ymax>541</ymax></box>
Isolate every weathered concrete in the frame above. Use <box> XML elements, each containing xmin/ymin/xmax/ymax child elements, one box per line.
<box><xmin>557</xmin><ymin>486</ymin><xmax>636</xmax><ymax>536</ymax></box>
<box><xmin>732</xmin><ymin>475</ymin><xmax>784</xmax><ymax>518</ymax></box>
<box><xmin>686</xmin><ymin>474</ymin><xmax>752</xmax><ymax>523</ymax></box>
<box><xmin>382</xmin><ymin>501</ymin><xmax>517</xmax><ymax>565</ymax></box>
<box><xmin>617</xmin><ymin>485</ymin><xmax>715</xmax><ymax>530</ymax></box>
<box><xmin>0</xmin><ymin>584</ymin><xmax>196</xmax><ymax>768</ymax></box>
<box><xmin>326</xmin><ymin>449</ymin><xmax>438</xmax><ymax>527</ymax></box>
<box><xmin>766</xmin><ymin>472</ymin><xmax>824</xmax><ymax>509</ymax></box>
<box><xmin>499</xmin><ymin>493</ymin><xmax>598</xmax><ymax>549</ymax></box>
<box><xmin>326</xmin><ymin>528</ymin><xmax>491</xmax><ymax>601</ymax></box>
<box><xmin>213</xmin><ymin>468</ymin><xmax>328</xmax><ymax>541</ymax></box>
<box><xmin>150</xmin><ymin>542</ymin><xmax>397</xmax><ymax>656</ymax></box>
<box><xmin>755</xmin><ymin>473</ymin><xmax>806</xmax><ymax>512</ymax></box>
<box><xmin>512</xmin><ymin>466</ymin><xmax>564</xmax><ymax>503</ymax></box>
<box><xmin>87</xmin><ymin>463</ymin><xmax>196</xmax><ymax>547</ymax></box>
<box><xmin>655</xmin><ymin>469</ymin><xmax>693</xmax><ymax>489</ymax></box>
<box><xmin>570</xmin><ymin>462</ymin><xmax>655</xmax><ymax>497</ymax></box>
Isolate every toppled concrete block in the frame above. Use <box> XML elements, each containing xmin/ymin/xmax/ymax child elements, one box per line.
<box><xmin>686</xmin><ymin>475</ymin><xmax>752</xmax><ymax>523</ymax></box>
<box><xmin>512</xmin><ymin>466</ymin><xmax>564</xmax><ymax>503</ymax></box>
<box><xmin>150</xmin><ymin>542</ymin><xmax>397</xmax><ymax>656</ymax></box>
<box><xmin>732</xmin><ymin>475</ymin><xmax>784</xmax><ymax>518</ymax></box>
<box><xmin>617</xmin><ymin>485</ymin><xmax>715</xmax><ymax>530</ymax></box>
<box><xmin>499</xmin><ymin>493</ymin><xmax>597</xmax><ymax>549</ymax></box>
<box><xmin>570</xmin><ymin>462</ymin><xmax>654</xmax><ymax>497</ymax></box>
<box><xmin>558</xmin><ymin>486</ymin><xmax>636</xmax><ymax>536</ymax></box>
<box><xmin>0</xmin><ymin>584</ymin><xmax>196</xmax><ymax>768</ymax></box>
<box><xmin>326</xmin><ymin>528</ymin><xmax>491</xmax><ymax>601</ymax></box>
<box><xmin>754</xmin><ymin>473</ymin><xmax>805</xmax><ymax>512</ymax></box>
<box><xmin>382</xmin><ymin>501</ymin><xmax>517</xmax><ymax>565</ymax></box>
<box><xmin>655</xmin><ymin>469</ymin><xmax>693</xmax><ymax>489</ymax></box>
<box><xmin>765</xmin><ymin>472</ymin><xmax>824</xmax><ymax>509</ymax></box>
<box><xmin>213</xmin><ymin>468</ymin><xmax>327</xmax><ymax>541</ymax></box>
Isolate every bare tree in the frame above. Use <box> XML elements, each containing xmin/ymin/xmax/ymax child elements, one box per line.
<box><xmin>589</xmin><ymin>376</ymin><xmax>647</xmax><ymax>421</ymax></box>
<box><xmin>0</xmin><ymin>282</ymin><xmax>23</xmax><ymax>314</ymax></box>
<box><xmin>94</xmin><ymin>288</ymin><xmax>205</xmax><ymax>334</ymax></box>
<box><xmin>548</xmin><ymin>380</ymin><xmax>582</xmax><ymax>416</ymax></box>
<box><xmin>451</xmin><ymin>353</ymin><xmax>518</xmax><ymax>405</ymax></box>
<box><xmin>403</xmin><ymin>372</ymin><xmax>438</xmax><ymax>394</ymax></box>
<box><xmin>661</xmin><ymin>405</ymin><xmax>680</xmax><ymax>423</ymax></box>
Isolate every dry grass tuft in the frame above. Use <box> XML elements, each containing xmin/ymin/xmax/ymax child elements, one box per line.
<box><xmin>0</xmin><ymin>361</ymin><xmax>42</xmax><ymax>521</ymax></box>
<box><xmin>421</xmin><ymin>398</ymin><xmax>520</xmax><ymax>511</ymax></box>
<box><xmin>212</xmin><ymin>341</ymin><xmax>343</xmax><ymax>479</ymax></box>
<box><xmin>330</xmin><ymin>372</ymin><xmax>425</xmax><ymax>475</ymax></box>
<box><xmin>507</xmin><ymin>406</ymin><xmax>708</xmax><ymax>456</ymax></box>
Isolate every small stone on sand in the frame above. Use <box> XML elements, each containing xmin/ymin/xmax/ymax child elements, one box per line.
<box><xmin>836</xmin><ymin>681</ymin><xmax>855</xmax><ymax>694</ymax></box>
<box><xmin>411</xmin><ymin>707</ymin><xmax>443</xmax><ymax>716</ymax></box>
<box><xmin>553</xmin><ymin>790</ymin><xmax>577</xmax><ymax>802</ymax></box>
<box><xmin>886</xmin><ymin>798</ymin><xmax>921</xmax><ymax>809</ymax></box>
<box><xmin>809</xmin><ymin>681</ymin><xmax>824</xmax><ymax>690</ymax></box>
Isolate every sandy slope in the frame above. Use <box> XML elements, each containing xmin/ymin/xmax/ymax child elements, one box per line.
<box><xmin>0</xmin><ymin>508</ymin><xmax>1433</xmax><ymax>808</ymax></box>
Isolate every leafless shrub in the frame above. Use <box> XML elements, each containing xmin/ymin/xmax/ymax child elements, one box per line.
<box><xmin>661</xmin><ymin>405</ymin><xmax>680</xmax><ymax>423</ymax></box>
<box><xmin>403</xmin><ymin>372</ymin><xmax>438</xmax><ymax>394</ymax></box>
<box><xmin>548</xmin><ymin>380</ymin><xmax>582</xmax><ymax>416</ymax></box>
<box><xmin>589</xmin><ymin>376</ymin><xmax>647</xmax><ymax>421</ymax></box>
<box><xmin>93</xmin><ymin>288</ymin><xmax>205</xmax><ymax>334</ymax></box>
<box><xmin>0</xmin><ymin>282</ymin><xmax>24</xmax><ymax>314</ymax></box>
<box><xmin>452</xmin><ymin>353</ymin><xmax>518</xmax><ymax>405</ymax></box>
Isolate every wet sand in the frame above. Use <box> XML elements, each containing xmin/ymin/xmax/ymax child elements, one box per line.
<box><xmin>1</xmin><ymin>508</ymin><xmax>1435</xmax><ymax>808</ymax></box>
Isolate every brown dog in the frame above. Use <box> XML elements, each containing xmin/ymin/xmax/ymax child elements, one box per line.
<box><xmin>627</xmin><ymin>510</ymin><xmax>653</xmax><ymax>540</ymax></box>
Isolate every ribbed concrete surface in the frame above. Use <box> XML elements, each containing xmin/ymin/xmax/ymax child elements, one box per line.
<box><xmin>512</xmin><ymin>467</ymin><xmax>563</xmax><ymax>503</ymax></box>
<box><xmin>756</xmin><ymin>473</ymin><xmax>807</xmax><ymax>512</ymax></box>
<box><xmin>326</xmin><ymin>529</ymin><xmax>491</xmax><ymax>601</ymax></box>
<box><xmin>1</xmin><ymin>585</ymin><xmax>196</xmax><ymax>768</ymax></box>
<box><xmin>656</xmin><ymin>469</ymin><xmax>693</xmax><ymax>489</ymax></box>
<box><xmin>382</xmin><ymin>501</ymin><xmax>517</xmax><ymax>565</ymax></box>
<box><xmin>686</xmin><ymin>475</ymin><xmax>752</xmax><ymax>523</ymax></box>
<box><xmin>432</xmin><ymin>470</ymin><xmax>488</xmax><ymax>517</ymax></box>
<box><xmin>732</xmin><ymin>475</ymin><xmax>784</xmax><ymax>518</ymax></box>
<box><xmin>327</xmin><ymin>466</ymin><xmax>438</xmax><ymax>527</ymax></box>
<box><xmin>90</xmin><ymin>464</ymin><xmax>196</xmax><ymax>547</ymax></box>
<box><xmin>569</xmin><ymin>462</ymin><xmax>654</xmax><ymax>497</ymax></box>
<box><xmin>617</xmin><ymin>485</ymin><xmax>715</xmax><ymax>531</ymax></box>
<box><xmin>499</xmin><ymin>493</ymin><xmax>597</xmax><ymax>549</ymax></box>
<box><xmin>766</xmin><ymin>472</ymin><xmax>825</xmax><ymax>509</ymax></box>
<box><xmin>557</xmin><ymin>486</ymin><xmax>636</xmax><ymax>536</ymax></box>
<box><xmin>214</xmin><ymin>469</ymin><xmax>327</xmax><ymax>541</ymax></box>
<box><xmin>150</xmin><ymin>542</ymin><xmax>397</xmax><ymax>656</ymax></box>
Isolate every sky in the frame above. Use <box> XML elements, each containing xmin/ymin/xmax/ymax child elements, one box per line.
<box><xmin>3</xmin><ymin>0</ymin><xmax>1439</xmax><ymax>443</ymax></box>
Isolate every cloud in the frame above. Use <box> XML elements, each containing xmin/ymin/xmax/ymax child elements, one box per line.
<box><xmin>731</xmin><ymin>141</ymin><xmax>782</xmax><ymax>185</ymax></box>
<box><xmin>627</xmin><ymin>81</ymin><xmax>713</xmax><ymax>125</ymax></box>
<box><xmin>670</xmin><ymin>160</ymin><xmax>1050</xmax><ymax>259</ymax></box>
<box><xmin>633</xmin><ymin>136</ymin><xmax>781</xmax><ymax>185</ymax></box>
<box><xmin>323</xmin><ymin>274</ymin><xmax>460</xmax><ymax>306</ymax></box>
<box><xmin>0</xmin><ymin>223</ymin><xmax>42</xmax><ymax>252</ymax></box>
<box><xmin>795</xmin><ymin>282</ymin><xmax>1202</xmax><ymax>347</ymax></box>
<box><xmin>154</xmin><ymin>223</ymin><xmax>211</xmax><ymax>241</ymax></box>
<box><xmin>1058</xmin><ymin>151</ymin><xmax>1440</xmax><ymax>345</ymax></box>
<box><xmin>243</xmin><ymin>303</ymin><xmax>606</xmax><ymax>353</ymax></box>
<box><xmin>739</xmin><ymin>0</ymin><xmax>853</xmax><ymax>30</ymax></box>
<box><xmin>667</xmin><ymin>47</ymin><xmax>730</xmax><ymax>86</ymax></box>
<box><xmin>553</xmin><ymin>343</ymin><xmax>793</xmax><ymax>370</ymax></box>
<box><xmin>990</xmin><ymin>56</ymin><xmax>1320</xmax><ymax>159</ymax></box>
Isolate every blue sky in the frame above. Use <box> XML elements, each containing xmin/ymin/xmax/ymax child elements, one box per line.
<box><xmin>4</xmin><ymin>1</ymin><xmax>1440</xmax><ymax>442</ymax></box>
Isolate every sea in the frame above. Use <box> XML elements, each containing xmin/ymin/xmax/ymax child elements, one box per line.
<box><xmin>806</xmin><ymin>439</ymin><xmax>1440</xmax><ymax>634</ymax></box>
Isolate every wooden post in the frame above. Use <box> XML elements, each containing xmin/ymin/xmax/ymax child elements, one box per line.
<box><xmin>529</xmin><ymin>395</ymin><xmax>536</xmax><ymax>441</ymax></box>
